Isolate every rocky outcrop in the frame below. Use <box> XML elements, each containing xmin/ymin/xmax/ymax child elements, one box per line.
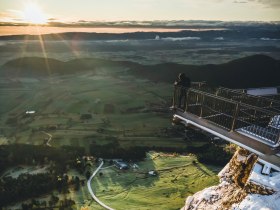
<box><xmin>181</xmin><ymin>148</ymin><xmax>277</xmax><ymax>210</ymax></box>
<box><xmin>219</xmin><ymin>148</ymin><xmax>258</xmax><ymax>187</ymax></box>
<box><xmin>244</xmin><ymin>180</ymin><xmax>275</xmax><ymax>195</ymax></box>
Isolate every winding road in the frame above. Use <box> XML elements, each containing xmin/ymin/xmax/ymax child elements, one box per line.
<box><xmin>87</xmin><ymin>161</ymin><xmax>115</xmax><ymax>210</ymax></box>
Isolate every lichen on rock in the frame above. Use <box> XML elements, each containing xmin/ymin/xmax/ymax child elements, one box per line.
<box><xmin>219</xmin><ymin>148</ymin><xmax>258</xmax><ymax>187</ymax></box>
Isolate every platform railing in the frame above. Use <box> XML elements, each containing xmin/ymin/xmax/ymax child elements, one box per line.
<box><xmin>265</xmin><ymin>94</ymin><xmax>280</xmax><ymax>102</ymax></box>
<box><xmin>173</xmin><ymin>86</ymin><xmax>280</xmax><ymax>147</ymax></box>
<box><xmin>199</xmin><ymin>86</ymin><xmax>280</xmax><ymax>112</ymax></box>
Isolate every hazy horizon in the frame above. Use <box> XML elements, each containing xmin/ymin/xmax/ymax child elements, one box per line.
<box><xmin>0</xmin><ymin>20</ymin><xmax>279</xmax><ymax>36</ymax></box>
<box><xmin>0</xmin><ymin>0</ymin><xmax>280</xmax><ymax>36</ymax></box>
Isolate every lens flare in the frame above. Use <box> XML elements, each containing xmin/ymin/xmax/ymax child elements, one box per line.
<box><xmin>23</xmin><ymin>3</ymin><xmax>47</xmax><ymax>24</ymax></box>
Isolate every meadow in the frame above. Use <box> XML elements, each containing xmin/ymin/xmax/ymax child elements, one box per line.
<box><xmin>0</xmin><ymin>66</ymin><xmax>181</xmax><ymax>149</ymax></box>
<box><xmin>0</xmin><ymin>60</ymin><xmax>223</xmax><ymax>209</ymax></box>
<box><xmin>88</xmin><ymin>152</ymin><xmax>219</xmax><ymax>210</ymax></box>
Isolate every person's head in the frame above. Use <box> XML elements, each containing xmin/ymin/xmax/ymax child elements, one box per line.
<box><xmin>179</xmin><ymin>73</ymin><xmax>186</xmax><ymax>80</ymax></box>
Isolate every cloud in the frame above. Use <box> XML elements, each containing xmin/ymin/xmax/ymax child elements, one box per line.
<box><xmin>0</xmin><ymin>20</ymin><xmax>279</xmax><ymax>28</ymax></box>
<box><xmin>161</xmin><ymin>37</ymin><xmax>201</xmax><ymax>41</ymax></box>
<box><xmin>0</xmin><ymin>9</ymin><xmax>25</xmax><ymax>23</ymax></box>
<box><xmin>233</xmin><ymin>0</ymin><xmax>280</xmax><ymax>7</ymax></box>
<box><xmin>233</xmin><ymin>0</ymin><xmax>248</xmax><ymax>3</ymax></box>
<box><xmin>247</xmin><ymin>0</ymin><xmax>280</xmax><ymax>7</ymax></box>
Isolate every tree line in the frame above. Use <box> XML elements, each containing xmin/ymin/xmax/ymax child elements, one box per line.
<box><xmin>89</xmin><ymin>140</ymin><xmax>232</xmax><ymax>165</ymax></box>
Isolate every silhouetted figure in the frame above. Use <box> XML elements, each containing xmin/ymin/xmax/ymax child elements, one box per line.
<box><xmin>172</xmin><ymin>73</ymin><xmax>190</xmax><ymax>109</ymax></box>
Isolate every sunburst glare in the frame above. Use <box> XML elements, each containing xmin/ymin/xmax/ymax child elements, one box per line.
<box><xmin>23</xmin><ymin>2</ymin><xmax>47</xmax><ymax>24</ymax></box>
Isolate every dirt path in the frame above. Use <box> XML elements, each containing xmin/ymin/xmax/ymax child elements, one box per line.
<box><xmin>41</xmin><ymin>131</ymin><xmax>52</xmax><ymax>146</ymax></box>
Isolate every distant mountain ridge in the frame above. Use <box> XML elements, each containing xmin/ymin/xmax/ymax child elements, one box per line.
<box><xmin>0</xmin><ymin>57</ymin><xmax>139</xmax><ymax>77</ymax></box>
<box><xmin>0</xmin><ymin>28</ymin><xmax>279</xmax><ymax>41</ymax></box>
<box><xmin>1</xmin><ymin>54</ymin><xmax>279</xmax><ymax>88</ymax></box>
<box><xmin>131</xmin><ymin>54</ymin><xmax>280</xmax><ymax>88</ymax></box>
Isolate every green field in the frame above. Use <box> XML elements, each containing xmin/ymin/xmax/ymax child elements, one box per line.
<box><xmin>1</xmin><ymin>66</ymin><xmax>220</xmax><ymax>209</ymax></box>
<box><xmin>88</xmin><ymin>152</ymin><xmax>219</xmax><ymax>210</ymax></box>
<box><xmin>0</xmin><ymin>67</ymin><xmax>184</xmax><ymax>150</ymax></box>
<box><xmin>3</xmin><ymin>152</ymin><xmax>219</xmax><ymax>210</ymax></box>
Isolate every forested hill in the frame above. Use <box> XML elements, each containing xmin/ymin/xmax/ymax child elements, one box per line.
<box><xmin>0</xmin><ymin>57</ymin><xmax>137</xmax><ymax>77</ymax></box>
<box><xmin>131</xmin><ymin>54</ymin><xmax>280</xmax><ymax>88</ymax></box>
<box><xmin>1</xmin><ymin>54</ymin><xmax>279</xmax><ymax>88</ymax></box>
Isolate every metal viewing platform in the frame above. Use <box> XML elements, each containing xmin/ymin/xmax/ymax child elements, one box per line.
<box><xmin>171</xmin><ymin>84</ymin><xmax>280</xmax><ymax>170</ymax></box>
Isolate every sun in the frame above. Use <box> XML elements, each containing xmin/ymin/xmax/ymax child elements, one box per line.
<box><xmin>23</xmin><ymin>3</ymin><xmax>47</xmax><ymax>24</ymax></box>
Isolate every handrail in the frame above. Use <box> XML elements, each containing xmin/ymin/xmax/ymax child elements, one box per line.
<box><xmin>217</xmin><ymin>86</ymin><xmax>280</xmax><ymax>106</ymax></box>
<box><xmin>187</xmin><ymin>87</ymin><xmax>279</xmax><ymax>116</ymax></box>
<box><xmin>173</xmin><ymin>85</ymin><xmax>280</xmax><ymax>147</ymax></box>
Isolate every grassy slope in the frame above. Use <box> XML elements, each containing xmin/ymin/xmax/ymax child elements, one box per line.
<box><xmin>4</xmin><ymin>152</ymin><xmax>219</xmax><ymax>210</ymax></box>
<box><xmin>0</xmin><ymin>66</ymin><xmax>189</xmax><ymax>150</ymax></box>
<box><xmin>0</xmin><ymin>61</ymin><xmax>224</xmax><ymax>210</ymax></box>
<box><xmin>3</xmin><ymin>55</ymin><xmax>279</xmax><ymax>147</ymax></box>
<box><xmin>91</xmin><ymin>152</ymin><xmax>219</xmax><ymax>210</ymax></box>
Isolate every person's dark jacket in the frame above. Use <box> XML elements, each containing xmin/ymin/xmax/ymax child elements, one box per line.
<box><xmin>174</xmin><ymin>74</ymin><xmax>190</xmax><ymax>88</ymax></box>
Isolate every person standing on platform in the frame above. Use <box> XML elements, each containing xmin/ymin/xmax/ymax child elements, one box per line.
<box><xmin>172</xmin><ymin>73</ymin><xmax>190</xmax><ymax>109</ymax></box>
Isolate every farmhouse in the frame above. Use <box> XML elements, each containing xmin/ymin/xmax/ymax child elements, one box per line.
<box><xmin>82</xmin><ymin>156</ymin><xmax>96</xmax><ymax>168</ymax></box>
<box><xmin>25</xmin><ymin>110</ymin><xmax>36</xmax><ymax>114</ymax></box>
<box><xmin>113</xmin><ymin>160</ymin><xmax>129</xmax><ymax>170</ymax></box>
<box><xmin>148</xmin><ymin>170</ymin><xmax>158</xmax><ymax>176</ymax></box>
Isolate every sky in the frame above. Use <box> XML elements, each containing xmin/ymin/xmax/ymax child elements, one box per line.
<box><xmin>0</xmin><ymin>0</ymin><xmax>280</xmax><ymax>23</ymax></box>
<box><xmin>0</xmin><ymin>0</ymin><xmax>279</xmax><ymax>35</ymax></box>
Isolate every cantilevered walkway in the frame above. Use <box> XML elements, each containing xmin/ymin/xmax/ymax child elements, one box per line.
<box><xmin>171</xmin><ymin>84</ymin><xmax>280</xmax><ymax>171</ymax></box>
